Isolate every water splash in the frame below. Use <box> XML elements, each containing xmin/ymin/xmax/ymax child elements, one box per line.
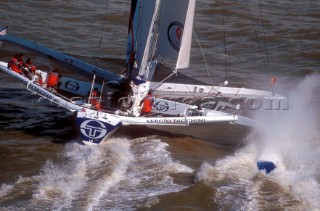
<box><xmin>196</xmin><ymin>75</ymin><xmax>320</xmax><ymax>209</ymax></box>
<box><xmin>31</xmin><ymin>138</ymin><xmax>134</xmax><ymax>210</ymax></box>
<box><xmin>0</xmin><ymin>137</ymin><xmax>193</xmax><ymax>210</ymax></box>
<box><xmin>96</xmin><ymin>137</ymin><xmax>194</xmax><ymax>210</ymax></box>
<box><xmin>0</xmin><ymin>184</ymin><xmax>13</xmax><ymax>198</ymax></box>
<box><xmin>266</xmin><ymin>75</ymin><xmax>320</xmax><ymax>209</ymax></box>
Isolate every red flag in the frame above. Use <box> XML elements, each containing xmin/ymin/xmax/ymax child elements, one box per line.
<box><xmin>271</xmin><ymin>77</ymin><xmax>277</xmax><ymax>84</ymax></box>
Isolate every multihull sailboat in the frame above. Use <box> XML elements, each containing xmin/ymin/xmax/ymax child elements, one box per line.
<box><xmin>0</xmin><ymin>1</ymin><xmax>280</xmax><ymax>173</ymax></box>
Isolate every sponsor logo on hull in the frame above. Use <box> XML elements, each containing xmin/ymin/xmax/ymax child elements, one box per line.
<box><xmin>77</xmin><ymin>117</ymin><xmax>121</xmax><ymax>144</ymax></box>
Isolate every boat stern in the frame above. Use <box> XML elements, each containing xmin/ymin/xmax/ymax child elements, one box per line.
<box><xmin>76</xmin><ymin>111</ymin><xmax>122</xmax><ymax>145</ymax></box>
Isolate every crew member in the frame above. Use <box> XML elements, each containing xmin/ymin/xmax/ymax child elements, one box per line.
<box><xmin>141</xmin><ymin>90</ymin><xmax>153</xmax><ymax>115</ymax></box>
<box><xmin>17</xmin><ymin>53</ymin><xmax>24</xmax><ymax>67</ymax></box>
<box><xmin>47</xmin><ymin>68</ymin><xmax>59</xmax><ymax>89</ymax></box>
<box><xmin>24</xmin><ymin>58</ymin><xmax>36</xmax><ymax>74</ymax></box>
<box><xmin>8</xmin><ymin>54</ymin><xmax>23</xmax><ymax>74</ymax></box>
<box><xmin>89</xmin><ymin>88</ymin><xmax>102</xmax><ymax>110</ymax></box>
<box><xmin>22</xmin><ymin>58</ymin><xmax>36</xmax><ymax>79</ymax></box>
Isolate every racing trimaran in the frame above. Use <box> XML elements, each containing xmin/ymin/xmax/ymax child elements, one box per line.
<box><xmin>0</xmin><ymin>1</ymin><xmax>280</xmax><ymax>173</ymax></box>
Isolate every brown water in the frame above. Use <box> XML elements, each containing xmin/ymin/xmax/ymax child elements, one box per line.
<box><xmin>0</xmin><ymin>1</ymin><xmax>320</xmax><ymax>210</ymax></box>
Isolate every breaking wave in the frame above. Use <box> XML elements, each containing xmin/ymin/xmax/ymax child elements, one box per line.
<box><xmin>196</xmin><ymin>75</ymin><xmax>320</xmax><ymax>210</ymax></box>
<box><xmin>0</xmin><ymin>137</ymin><xmax>193</xmax><ymax>210</ymax></box>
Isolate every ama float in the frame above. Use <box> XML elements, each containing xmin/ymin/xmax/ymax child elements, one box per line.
<box><xmin>0</xmin><ymin>1</ymin><xmax>280</xmax><ymax>174</ymax></box>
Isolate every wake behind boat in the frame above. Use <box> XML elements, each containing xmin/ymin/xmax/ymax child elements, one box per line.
<box><xmin>0</xmin><ymin>0</ymin><xmax>283</xmax><ymax>173</ymax></box>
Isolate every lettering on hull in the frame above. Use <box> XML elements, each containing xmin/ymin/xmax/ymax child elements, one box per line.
<box><xmin>15</xmin><ymin>75</ymin><xmax>59</xmax><ymax>104</ymax></box>
<box><xmin>146</xmin><ymin>118</ymin><xmax>206</xmax><ymax>124</ymax></box>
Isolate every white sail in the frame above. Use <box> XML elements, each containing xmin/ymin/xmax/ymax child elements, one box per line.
<box><xmin>156</xmin><ymin>0</ymin><xmax>194</xmax><ymax>68</ymax></box>
<box><xmin>176</xmin><ymin>0</ymin><xmax>195</xmax><ymax>70</ymax></box>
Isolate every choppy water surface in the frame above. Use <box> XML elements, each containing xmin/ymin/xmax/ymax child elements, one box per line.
<box><xmin>0</xmin><ymin>0</ymin><xmax>319</xmax><ymax>210</ymax></box>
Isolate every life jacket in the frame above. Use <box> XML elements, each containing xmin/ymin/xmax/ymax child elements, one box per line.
<box><xmin>17</xmin><ymin>59</ymin><xmax>23</xmax><ymax>68</ymax></box>
<box><xmin>47</xmin><ymin>72</ymin><xmax>59</xmax><ymax>87</ymax></box>
<box><xmin>90</xmin><ymin>91</ymin><xmax>99</xmax><ymax>104</ymax></box>
<box><xmin>26</xmin><ymin>63</ymin><xmax>36</xmax><ymax>74</ymax></box>
<box><xmin>89</xmin><ymin>90</ymin><xmax>102</xmax><ymax>110</ymax></box>
<box><xmin>8</xmin><ymin>57</ymin><xmax>22</xmax><ymax>74</ymax></box>
<box><xmin>95</xmin><ymin>102</ymin><xmax>102</xmax><ymax>110</ymax></box>
<box><xmin>141</xmin><ymin>95</ymin><xmax>152</xmax><ymax>113</ymax></box>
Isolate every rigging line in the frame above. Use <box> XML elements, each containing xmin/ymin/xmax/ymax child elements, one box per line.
<box><xmin>150</xmin><ymin>71</ymin><xmax>175</xmax><ymax>91</ymax></box>
<box><xmin>222</xmin><ymin>0</ymin><xmax>228</xmax><ymax>82</ymax></box>
<box><xmin>189</xmin><ymin>23</ymin><xmax>223</xmax><ymax>100</ymax></box>
<box><xmin>95</xmin><ymin>0</ymin><xmax>110</xmax><ymax>72</ymax></box>
<box><xmin>89</xmin><ymin>0</ymin><xmax>109</xmax><ymax>104</ymax></box>
<box><xmin>193</xmin><ymin>30</ymin><xmax>212</xmax><ymax>85</ymax></box>
<box><xmin>258</xmin><ymin>0</ymin><xmax>275</xmax><ymax>95</ymax></box>
<box><xmin>189</xmin><ymin>29</ymin><xmax>219</xmax><ymax>105</ymax></box>
<box><xmin>192</xmin><ymin>1</ymin><xmax>230</xmax><ymax>108</ymax></box>
<box><xmin>245</xmin><ymin>1</ymin><xmax>268</xmax><ymax>72</ymax></box>
<box><xmin>245</xmin><ymin>1</ymin><xmax>273</xmax><ymax>94</ymax></box>
<box><xmin>245</xmin><ymin>1</ymin><xmax>274</xmax><ymax>95</ymax></box>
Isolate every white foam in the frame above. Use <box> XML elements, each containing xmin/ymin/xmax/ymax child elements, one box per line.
<box><xmin>257</xmin><ymin>75</ymin><xmax>320</xmax><ymax>208</ymax></box>
<box><xmin>196</xmin><ymin>142</ymin><xmax>259</xmax><ymax>183</ymax></box>
<box><xmin>95</xmin><ymin>137</ymin><xmax>194</xmax><ymax>209</ymax></box>
<box><xmin>196</xmin><ymin>75</ymin><xmax>320</xmax><ymax>209</ymax></box>
<box><xmin>31</xmin><ymin>138</ymin><xmax>134</xmax><ymax>210</ymax></box>
<box><xmin>28</xmin><ymin>136</ymin><xmax>193</xmax><ymax>210</ymax></box>
<box><xmin>0</xmin><ymin>184</ymin><xmax>14</xmax><ymax>198</ymax></box>
<box><xmin>83</xmin><ymin>138</ymin><xmax>134</xmax><ymax>211</ymax></box>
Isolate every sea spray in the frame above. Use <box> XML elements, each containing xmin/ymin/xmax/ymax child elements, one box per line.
<box><xmin>267</xmin><ymin>75</ymin><xmax>320</xmax><ymax>208</ymax></box>
<box><xmin>31</xmin><ymin>138</ymin><xmax>133</xmax><ymax>210</ymax></box>
<box><xmin>196</xmin><ymin>75</ymin><xmax>320</xmax><ymax>209</ymax></box>
<box><xmin>98</xmin><ymin>137</ymin><xmax>194</xmax><ymax>209</ymax></box>
<box><xmin>83</xmin><ymin>138</ymin><xmax>134</xmax><ymax>211</ymax></box>
<box><xmin>26</xmin><ymin>137</ymin><xmax>193</xmax><ymax>210</ymax></box>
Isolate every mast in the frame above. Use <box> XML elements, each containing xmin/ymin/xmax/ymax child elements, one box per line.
<box><xmin>127</xmin><ymin>0</ymin><xmax>161</xmax><ymax>116</ymax></box>
<box><xmin>126</xmin><ymin>0</ymin><xmax>140</xmax><ymax>72</ymax></box>
<box><xmin>126</xmin><ymin>0</ymin><xmax>160</xmax><ymax>81</ymax></box>
<box><xmin>139</xmin><ymin>0</ymin><xmax>161</xmax><ymax>81</ymax></box>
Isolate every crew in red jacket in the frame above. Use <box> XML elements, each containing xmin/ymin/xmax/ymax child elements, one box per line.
<box><xmin>8</xmin><ymin>54</ymin><xmax>23</xmax><ymax>74</ymax></box>
<box><xmin>47</xmin><ymin>68</ymin><xmax>59</xmax><ymax>88</ymax></box>
<box><xmin>141</xmin><ymin>90</ymin><xmax>153</xmax><ymax>115</ymax></box>
<box><xmin>25</xmin><ymin>58</ymin><xmax>36</xmax><ymax>74</ymax></box>
<box><xmin>89</xmin><ymin>88</ymin><xmax>102</xmax><ymax>110</ymax></box>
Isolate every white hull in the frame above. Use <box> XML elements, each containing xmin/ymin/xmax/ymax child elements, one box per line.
<box><xmin>0</xmin><ymin>60</ymin><xmax>261</xmax><ymax>146</ymax></box>
<box><xmin>0</xmin><ymin>60</ymin><xmax>260</xmax><ymax>146</ymax></box>
<box><xmin>0</xmin><ymin>62</ymin><xmax>82</xmax><ymax>112</ymax></box>
<box><xmin>146</xmin><ymin>121</ymin><xmax>250</xmax><ymax>145</ymax></box>
<box><xmin>75</xmin><ymin>106</ymin><xmax>255</xmax><ymax>145</ymax></box>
